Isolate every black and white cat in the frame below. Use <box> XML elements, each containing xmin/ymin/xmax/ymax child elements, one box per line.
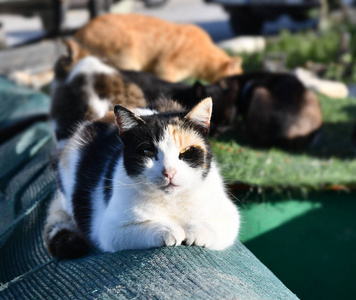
<box><xmin>44</xmin><ymin>98</ymin><xmax>240</xmax><ymax>259</ymax></box>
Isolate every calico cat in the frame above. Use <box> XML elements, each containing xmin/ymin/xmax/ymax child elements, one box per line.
<box><xmin>57</xmin><ymin>39</ymin><xmax>205</xmax><ymax>104</ymax></box>
<box><xmin>51</xmin><ymin>55</ymin><xmax>147</xmax><ymax>148</ymax></box>
<box><xmin>44</xmin><ymin>98</ymin><xmax>240</xmax><ymax>258</ymax></box>
<box><xmin>72</xmin><ymin>14</ymin><xmax>243</xmax><ymax>82</ymax></box>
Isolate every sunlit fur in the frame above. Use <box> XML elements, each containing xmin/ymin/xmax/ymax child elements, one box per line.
<box><xmin>44</xmin><ymin>99</ymin><xmax>240</xmax><ymax>257</ymax></box>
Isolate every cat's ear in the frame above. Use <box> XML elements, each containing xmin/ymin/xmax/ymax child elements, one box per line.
<box><xmin>61</xmin><ymin>38</ymin><xmax>89</xmax><ymax>63</ymax></box>
<box><xmin>61</xmin><ymin>39</ymin><xmax>77</xmax><ymax>62</ymax></box>
<box><xmin>114</xmin><ymin>105</ymin><xmax>145</xmax><ymax>136</ymax></box>
<box><xmin>185</xmin><ymin>97</ymin><xmax>212</xmax><ymax>132</ymax></box>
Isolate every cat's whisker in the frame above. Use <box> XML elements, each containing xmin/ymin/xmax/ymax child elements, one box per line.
<box><xmin>116</xmin><ymin>180</ymin><xmax>145</xmax><ymax>186</ymax></box>
<box><xmin>96</xmin><ymin>182</ymin><xmax>146</xmax><ymax>190</ymax></box>
<box><xmin>99</xmin><ymin>180</ymin><xmax>144</xmax><ymax>187</ymax></box>
<box><xmin>99</xmin><ymin>177</ymin><xmax>146</xmax><ymax>186</ymax></box>
<box><xmin>227</xmin><ymin>191</ymin><xmax>246</xmax><ymax>209</ymax></box>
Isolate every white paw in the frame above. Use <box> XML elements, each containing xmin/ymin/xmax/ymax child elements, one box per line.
<box><xmin>152</xmin><ymin>222</ymin><xmax>185</xmax><ymax>247</ymax></box>
<box><xmin>184</xmin><ymin>222</ymin><xmax>216</xmax><ymax>248</ymax></box>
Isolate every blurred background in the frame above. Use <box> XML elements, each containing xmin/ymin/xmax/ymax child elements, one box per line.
<box><xmin>0</xmin><ymin>1</ymin><xmax>355</xmax><ymax>299</ymax></box>
<box><xmin>2</xmin><ymin>0</ymin><xmax>356</xmax><ymax>92</ymax></box>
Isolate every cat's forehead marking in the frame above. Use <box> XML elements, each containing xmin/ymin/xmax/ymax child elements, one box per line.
<box><xmin>166</xmin><ymin>124</ymin><xmax>206</xmax><ymax>152</ymax></box>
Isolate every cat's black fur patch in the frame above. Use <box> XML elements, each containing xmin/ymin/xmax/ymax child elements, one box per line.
<box><xmin>179</xmin><ymin>146</ymin><xmax>205</xmax><ymax>169</ymax></box>
<box><xmin>103</xmin><ymin>147</ymin><xmax>122</xmax><ymax>205</ymax></box>
<box><xmin>72</xmin><ymin>121</ymin><xmax>121</xmax><ymax>235</ymax></box>
<box><xmin>121</xmin><ymin>70</ymin><xmax>199</xmax><ymax>103</ymax></box>
<box><xmin>48</xmin><ymin>229</ymin><xmax>88</xmax><ymax>259</ymax></box>
<box><xmin>180</xmin><ymin>120</ymin><xmax>213</xmax><ymax>177</ymax></box>
<box><xmin>51</xmin><ymin>75</ymin><xmax>91</xmax><ymax>141</ymax></box>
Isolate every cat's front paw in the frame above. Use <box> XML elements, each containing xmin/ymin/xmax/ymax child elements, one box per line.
<box><xmin>152</xmin><ymin>222</ymin><xmax>185</xmax><ymax>248</ymax></box>
<box><xmin>184</xmin><ymin>222</ymin><xmax>216</xmax><ymax>248</ymax></box>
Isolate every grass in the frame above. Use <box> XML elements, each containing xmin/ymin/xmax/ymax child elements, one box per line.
<box><xmin>239</xmin><ymin>27</ymin><xmax>356</xmax><ymax>82</ymax></box>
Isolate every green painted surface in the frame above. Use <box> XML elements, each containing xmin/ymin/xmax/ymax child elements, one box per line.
<box><xmin>237</xmin><ymin>191</ymin><xmax>356</xmax><ymax>300</ymax></box>
<box><xmin>239</xmin><ymin>200</ymin><xmax>322</xmax><ymax>242</ymax></box>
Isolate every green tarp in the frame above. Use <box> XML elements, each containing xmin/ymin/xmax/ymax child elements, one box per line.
<box><xmin>0</xmin><ymin>77</ymin><xmax>297</xmax><ymax>299</ymax></box>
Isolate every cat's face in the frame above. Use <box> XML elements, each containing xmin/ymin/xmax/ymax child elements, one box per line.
<box><xmin>115</xmin><ymin>98</ymin><xmax>213</xmax><ymax>196</ymax></box>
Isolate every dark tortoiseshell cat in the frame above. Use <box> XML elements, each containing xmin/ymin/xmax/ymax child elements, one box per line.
<box><xmin>207</xmin><ymin>72</ymin><xmax>323</xmax><ymax>150</ymax></box>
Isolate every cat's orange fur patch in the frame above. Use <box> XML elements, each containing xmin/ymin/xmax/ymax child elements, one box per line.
<box><xmin>167</xmin><ymin>124</ymin><xmax>207</xmax><ymax>154</ymax></box>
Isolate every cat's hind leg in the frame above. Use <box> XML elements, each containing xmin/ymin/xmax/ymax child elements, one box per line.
<box><xmin>43</xmin><ymin>191</ymin><xmax>88</xmax><ymax>259</ymax></box>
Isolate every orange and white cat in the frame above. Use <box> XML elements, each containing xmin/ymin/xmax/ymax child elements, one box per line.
<box><xmin>73</xmin><ymin>13</ymin><xmax>243</xmax><ymax>83</ymax></box>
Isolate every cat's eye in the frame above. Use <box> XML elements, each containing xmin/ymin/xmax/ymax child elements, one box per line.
<box><xmin>143</xmin><ymin>149</ymin><xmax>156</xmax><ymax>158</ymax></box>
<box><xmin>179</xmin><ymin>146</ymin><xmax>205</xmax><ymax>167</ymax></box>
<box><xmin>179</xmin><ymin>146</ymin><xmax>199</xmax><ymax>159</ymax></box>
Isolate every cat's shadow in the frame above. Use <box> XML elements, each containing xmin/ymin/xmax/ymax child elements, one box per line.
<box><xmin>342</xmin><ymin>104</ymin><xmax>356</xmax><ymax>120</ymax></box>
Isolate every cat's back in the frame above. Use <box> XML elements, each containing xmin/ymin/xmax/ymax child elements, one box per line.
<box><xmin>75</xmin><ymin>14</ymin><xmax>175</xmax><ymax>50</ymax></box>
<box><xmin>74</xmin><ymin>14</ymin><xmax>219</xmax><ymax>59</ymax></box>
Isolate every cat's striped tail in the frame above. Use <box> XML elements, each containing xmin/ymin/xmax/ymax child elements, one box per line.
<box><xmin>43</xmin><ymin>191</ymin><xmax>88</xmax><ymax>259</ymax></box>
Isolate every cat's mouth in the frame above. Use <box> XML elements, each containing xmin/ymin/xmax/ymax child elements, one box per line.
<box><xmin>160</xmin><ymin>182</ymin><xmax>180</xmax><ymax>192</ymax></box>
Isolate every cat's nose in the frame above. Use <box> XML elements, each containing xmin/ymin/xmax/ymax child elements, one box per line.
<box><xmin>162</xmin><ymin>169</ymin><xmax>176</xmax><ymax>180</ymax></box>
